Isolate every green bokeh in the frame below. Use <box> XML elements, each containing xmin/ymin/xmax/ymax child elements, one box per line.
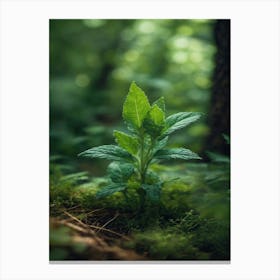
<box><xmin>50</xmin><ymin>19</ymin><xmax>216</xmax><ymax>174</ymax></box>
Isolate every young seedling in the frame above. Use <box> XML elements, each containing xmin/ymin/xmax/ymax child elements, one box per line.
<box><xmin>78</xmin><ymin>82</ymin><xmax>201</xmax><ymax>209</ymax></box>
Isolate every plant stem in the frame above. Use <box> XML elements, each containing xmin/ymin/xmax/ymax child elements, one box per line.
<box><xmin>139</xmin><ymin>128</ymin><xmax>146</xmax><ymax>184</ymax></box>
<box><xmin>138</xmin><ymin>129</ymin><xmax>147</xmax><ymax>212</ymax></box>
<box><xmin>138</xmin><ymin>132</ymin><xmax>157</xmax><ymax>211</ymax></box>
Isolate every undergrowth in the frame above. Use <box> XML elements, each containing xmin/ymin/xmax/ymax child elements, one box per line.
<box><xmin>50</xmin><ymin>159</ymin><xmax>230</xmax><ymax>260</ymax></box>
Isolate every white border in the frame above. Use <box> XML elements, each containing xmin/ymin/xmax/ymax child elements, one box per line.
<box><xmin>0</xmin><ymin>0</ymin><xmax>279</xmax><ymax>279</ymax></box>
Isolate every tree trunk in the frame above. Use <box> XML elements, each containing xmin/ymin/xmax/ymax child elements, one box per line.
<box><xmin>206</xmin><ymin>20</ymin><xmax>230</xmax><ymax>156</ymax></box>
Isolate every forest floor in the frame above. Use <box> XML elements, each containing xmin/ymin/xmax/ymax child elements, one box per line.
<box><xmin>50</xmin><ymin>162</ymin><xmax>230</xmax><ymax>261</ymax></box>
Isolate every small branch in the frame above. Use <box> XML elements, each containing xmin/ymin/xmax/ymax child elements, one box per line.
<box><xmin>64</xmin><ymin>205</ymin><xmax>81</xmax><ymax>211</ymax></box>
<box><xmin>62</xmin><ymin>210</ymin><xmax>129</xmax><ymax>240</ymax></box>
<box><xmin>88</xmin><ymin>224</ymin><xmax>129</xmax><ymax>240</ymax></box>
<box><xmin>84</xmin><ymin>208</ymin><xmax>105</xmax><ymax>216</ymax></box>
<box><xmin>63</xmin><ymin>210</ymin><xmax>88</xmax><ymax>228</ymax></box>
<box><xmin>97</xmin><ymin>213</ymin><xmax>119</xmax><ymax>233</ymax></box>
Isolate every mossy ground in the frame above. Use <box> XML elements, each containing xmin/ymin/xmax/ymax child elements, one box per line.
<box><xmin>50</xmin><ymin>162</ymin><xmax>230</xmax><ymax>261</ymax></box>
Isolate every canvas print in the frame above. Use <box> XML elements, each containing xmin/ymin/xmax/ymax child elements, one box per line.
<box><xmin>49</xmin><ymin>19</ymin><xmax>230</xmax><ymax>261</ymax></box>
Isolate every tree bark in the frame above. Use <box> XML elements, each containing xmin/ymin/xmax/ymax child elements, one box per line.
<box><xmin>206</xmin><ymin>20</ymin><xmax>230</xmax><ymax>156</ymax></box>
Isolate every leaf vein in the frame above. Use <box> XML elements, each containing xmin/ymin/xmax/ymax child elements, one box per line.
<box><xmin>134</xmin><ymin>99</ymin><xmax>140</xmax><ymax>126</ymax></box>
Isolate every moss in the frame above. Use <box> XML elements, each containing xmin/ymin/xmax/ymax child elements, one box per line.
<box><xmin>50</xmin><ymin>162</ymin><xmax>230</xmax><ymax>260</ymax></box>
<box><xmin>124</xmin><ymin>228</ymin><xmax>209</xmax><ymax>260</ymax></box>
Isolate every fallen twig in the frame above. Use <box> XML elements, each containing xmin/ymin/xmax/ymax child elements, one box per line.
<box><xmin>62</xmin><ymin>210</ymin><xmax>129</xmax><ymax>240</ymax></box>
<box><xmin>97</xmin><ymin>212</ymin><xmax>119</xmax><ymax>233</ymax></box>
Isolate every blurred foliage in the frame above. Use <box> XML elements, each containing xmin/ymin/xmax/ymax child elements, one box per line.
<box><xmin>49</xmin><ymin>225</ymin><xmax>88</xmax><ymax>260</ymax></box>
<box><xmin>50</xmin><ymin>19</ymin><xmax>216</xmax><ymax>174</ymax></box>
<box><xmin>49</xmin><ymin>19</ymin><xmax>230</xmax><ymax>261</ymax></box>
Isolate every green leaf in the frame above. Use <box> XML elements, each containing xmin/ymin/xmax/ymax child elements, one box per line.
<box><xmin>152</xmin><ymin>96</ymin><xmax>165</xmax><ymax>112</ymax></box>
<box><xmin>148</xmin><ymin>104</ymin><xmax>165</xmax><ymax>126</ymax></box>
<box><xmin>61</xmin><ymin>172</ymin><xmax>89</xmax><ymax>183</ymax></box>
<box><xmin>96</xmin><ymin>183</ymin><xmax>126</xmax><ymax>199</ymax></box>
<box><xmin>143</xmin><ymin>104</ymin><xmax>165</xmax><ymax>137</ymax></box>
<box><xmin>122</xmin><ymin>82</ymin><xmax>151</xmax><ymax>128</ymax></box>
<box><xmin>163</xmin><ymin>112</ymin><xmax>201</xmax><ymax>136</ymax></box>
<box><xmin>107</xmin><ymin>162</ymin><xmax>134</xmax><ymax>183</ymax></box>
<box><xmin>141</xmin><ymin>183</ymin><xmax>162</xmax><ymax>202</ymax></box>
<box><xmin>125</xmin><ymin>121</ymin><xmax>138</xmax><ymax>135</ymax></box>
<box><xmin>78</xmin><ymin>145</ymin><xmax>132</xmax><ymax>162</ymax></box>
<box><xmin>153</xmin><ymin>136</ymin><xmax>169</xmax><ymax>154</ymax></box>
<box><xmin>145</xmin><ymin>170</ymin><xmax>161</xmax><ymax>185</ymax></box>
<box><xmin>206</xmin><ymin>151</ymin><xmax>230</xmax><ymax>163</ymax></box>
<box><xmin>155</xmin><ymin>148</ymin><xmax>201</xmax><ymax>160</ymax></box>
<box><xmin>113</xmin><ymin>130</ymin><xmax>138</xmax><ymax>155</ymax></box>
<box><xmin>222</xmin><ymin>134</ymin><xmax>230</xmax><ymax>144</ymax></box>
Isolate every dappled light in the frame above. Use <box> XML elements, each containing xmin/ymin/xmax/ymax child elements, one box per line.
<box><xmin>50</xmin><ymin>19</ymin><xmax>230</xmax><ymax>261</ymax></box>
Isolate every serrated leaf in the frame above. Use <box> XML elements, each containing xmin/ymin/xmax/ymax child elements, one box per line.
<box><xmin>155</xmin><ymin>148</ymin><xmax>201</xmax><ymax>160</ymax></box>
<box><xmin>122</xmin><ymin>82</ymin><xmax>151</xmax><ymax>128</ymax></box>
<box><xmin>152</xmin><ymin>96</ymin><xmax>165</xmax><ymax>112</ymax></box>
<box><xmin>141</xmin><ymin>183</ymin><xmax>162</xmax><ymax>202</ymax></box>
<box><xmin>143</xmin><ymin>104</ymin><xmax>165</xmax><ymax>137</ymax></box>
<box><xmin>107</xmin><ymin>162</ymin><xmax>134</xmax><ymax>183</ymax></box>
<box><xmin>113</xmin><ymin>130</ymin><xmax>138</xmax><ymax>155</ymax></box>
<box><xmin>96</xmin><ymin>183</ymin><xmax>126</xmax><ymax>199</ymax></box>
<box><xmin>78</xmin><ymin>145</ymin><xmax>132</xmax><ymax>162</ymax></box>
<box><xmin>163</xmin><ymin>112</ymin><xmax>201</xmax><ymax>136</ymax></box>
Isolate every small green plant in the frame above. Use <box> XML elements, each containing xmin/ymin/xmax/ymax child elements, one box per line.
<box><xmin>78</xmin><ymin>82</ymin><xmax>202</xmax><ymax>208</ymax></box>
